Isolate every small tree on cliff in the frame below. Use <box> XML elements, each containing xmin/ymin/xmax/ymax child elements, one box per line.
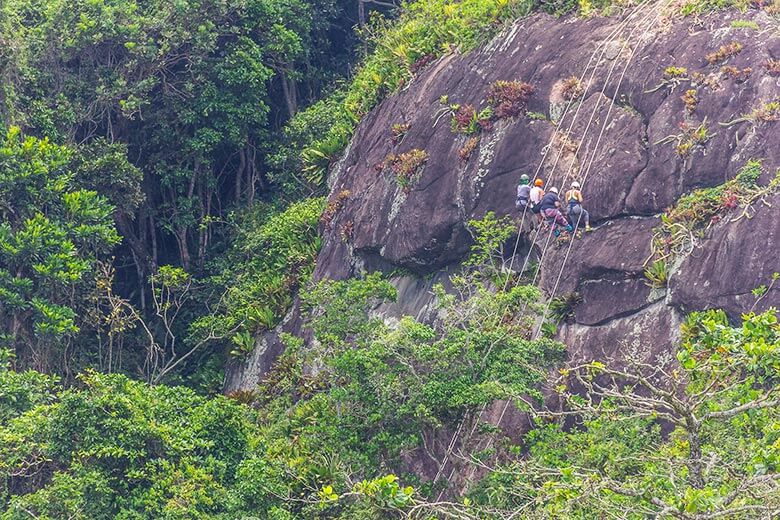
<box><xmin>402</xmin><ymin>309</ymin><xmax>780</xmax><ymax>519</ymax></box>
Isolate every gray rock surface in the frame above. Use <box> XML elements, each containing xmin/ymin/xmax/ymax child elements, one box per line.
<box><xmin>227</xmin><ymin>8</ymin><xmax>780</xmax><ymax>393</ymax></box>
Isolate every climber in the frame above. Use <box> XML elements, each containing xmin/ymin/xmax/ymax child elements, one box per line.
<box><xmin>529</xmin><ymin>178</ymin><xmax>545</xmax><ymax>224</ymax></box>
<box><xmin>565</xmin><ymin>181</ymin><xmax>592</xmax><ymax>232</ymax></box>
<box><xmin>516</xmin><ymin>174</ymin><xmax>531</xmax><ymax>210</ymax></box>
<box><xmin>539</xmin><ymin>187</ymin><xmax>573</xmax><ymax>237</ymax></box>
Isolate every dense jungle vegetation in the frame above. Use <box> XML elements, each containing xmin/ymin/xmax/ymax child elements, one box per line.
<box><xmin>0</xmin><ymin>0</ymin><xmax>778</xmax><ymax>517</ymax></box>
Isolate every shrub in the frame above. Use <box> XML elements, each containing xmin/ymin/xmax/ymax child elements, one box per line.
<box><xmin>487</xmin><ymin>80</ymin><xmax>535</xmax><ymax>119</ymax></box>
<box><xmin>451</xmin><ymin>104</ymin><xmax>479</xmax><ymax>134</ymax></box>
<box><xmin>681</xmin><ymin>89</ymin><xmax>698</xmax><ymax>114</ymax></box>
<box><xmin>690</xmin><ymin>71</ymin><xmax>722</xmax><ymax>90</ymax></box>
<box><xmin>560</xmin><ymin>76</ymin><xmax>585</xmax><ymax>101</ymax></box>
<box><xmin>196</xmin><ymin>198</ymin><xmax>324</xmax><ymax>344</ymax></box>
<box><xmin>705</xmin><ymin>41</ymin><xmax>743</xmax><ymax>65</ymax></box>
<box><xmin>459</xmin><ymin>136</ymin><xmax>480</xmax><ymax>162</ymax></box>
<box><xmin>765</xmin><ymin>59</ymin><xmax>780</xmax><ymax>76</ymax></box>
<box><xmin>410</xmin><ymin>53</ymin><xmax>436</xmax><ymax>74</ymax></box>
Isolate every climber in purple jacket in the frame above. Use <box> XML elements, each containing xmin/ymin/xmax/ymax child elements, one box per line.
<box><xmin>538</xmin><ymin>187</ymin><xmax>574</xmax><ymax>237</ymax></box>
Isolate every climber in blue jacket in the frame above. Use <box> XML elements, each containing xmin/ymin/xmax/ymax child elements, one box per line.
<box><xmin>539</xmin><ymin>187</ymin><xmax>574</xmax><ymax>237</ymax></box>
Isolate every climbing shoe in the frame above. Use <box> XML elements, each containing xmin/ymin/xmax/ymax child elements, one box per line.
<box><xmin>565</xmin><ymin>225</ymin><xmax>574</xmax><ymax>233</ymax></box>
<box><xmin>585</xmin><ymin>225</ymin><xmax>592</xmax><ymax>232</ymax></box>
<box><xmin>554</xmin><ymin>229</ymin><xmax>561</xmax><ymax>238</ymax></box>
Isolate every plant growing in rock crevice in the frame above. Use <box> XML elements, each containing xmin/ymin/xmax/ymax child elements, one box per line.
<box><xmin>705</xmin><ymin>41</ymin><xmax>743</xmax><ymax>65</ymax></box>
<box><xmin>560</xmin><ymin>76</ymin><xmax>585</xmax><ymax>101</ymax></box>
<box><xmin>644</xmin><ymin>259</ymin><xmax>668</xmax><ymax>288</ymax></box>
<box><xmin>655</xmin><ymin>119</ymin><xmax>714</xmax><ymax>157</ymax></box>
<box><xmin>320</xmin><ymin>189</ymin><xmax>351</xmax><ymax>229</ymax></box>
<box><xmin>681</xmin><ymin>89</ymin><xmax>698</xmax><ymax>114</ymax></box>
<box><xmin>690</xmin><ymin>71</ymin><xmax>722</xmax><ymax>91</ymax></box>
<box><xmin>647</xmin><ymin>160</ymin><xmax>779</xmax><ymax>266</ymax></box>
<box><xmin>379</xmin><ymin>149</ymin><xmax>429</xmax><ymax>192</ymax></box>
<box><xmin>487</xmin><ymin>80</ymin><xmax>534</xmax><ymax>118</ymax></box>
<box><xmin>458</xmin><ymin>136</ymin><xmax>480</xmax><ymax>162</ymax></box>
<box><xmin>645</xmin><ymin>66</ymin><xmax>689</xmax><ymax>93</ymax></box>
<box><xmin>765</xmin><ymin>59</ymin><xmax>780</xmax><ymax>76</ymax></box>
<box><xmin>720</xmin><ymin>65</ymin><xmax>752</xmax><ymax>82</ymax></box>
<box><xmin>448</xmin><ymin>103</ymin><xmax>495</xmax><ymax>134</ymax></box>
<box><xmin>719</xmin><ymin>100</ymin><xmax>780</xmax><ymax>128</ymax></box>
<box><xmin>390</xmin><ymin>122</ymin><xmax>411</xmax><ymax>144</ymax></box>
<box><xmin>548</xmin><ymin>292</ymin><xmax>582</xmax><ymax>323</ymax></box>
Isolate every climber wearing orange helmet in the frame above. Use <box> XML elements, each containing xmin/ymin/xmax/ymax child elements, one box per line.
<box><xmin>529</xmin><ymin>178</ymin><xmax>545</xmax><ymax>223</ymax></box>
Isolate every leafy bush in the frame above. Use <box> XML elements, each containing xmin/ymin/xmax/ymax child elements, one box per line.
<box><xmin>705</xmin><ymin>41</ymin><xmax>744</xmax><ymax>64</ymax></box>
<box><xmin>0</xmin><ymin>372</ymin><xmax>252</xmax><ymax>519</ymax></box>
<box><xmin>196</xmin><ymin>198</ymin><xmax>324</xmax><ymax>352</ymax></box>
<box><xmin>487</xmin><ymin>80</ymin><xmax>535</xmax><ymax>119</ymax></box>
<box><xmin>0</xmin><ymin>127</ymin><xmax>121</xmax><ymax>363</ymax></box>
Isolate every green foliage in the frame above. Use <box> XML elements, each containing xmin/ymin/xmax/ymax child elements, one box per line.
<box><xmin>465</xmin><ymin>211</ymin><xmax>516</xmax><ymax>274</ymax></box>
<box><xmin>548</xmin><ymin>292</ymin><xmax>582</xmax><ymax>322</ymax></box>
<box><xmin>650</xmin><ymin>160</ymin><xmax>779</xmax><ymax>264</ymax></box>
<box><xmin>0</xmin><ymin>371</ymin><xmax>252</xmax><ymax>519</ymax></box>
<box><xmin>462</xmin><ymin>310</ymin><xmax>780</xmax><ymax>518</ymax></box>
<box><xmin>195</xmin><ymin>198</ymin><xmax>324</xmax><ymax>354</ymax></box>
<box><xmin>300</xmin><ymin>0</ymin><xmax>539</xmax><ymax>187</ymax></box>
<box><xmin>0</xmin><ymin>127</ymin><xmax>120</xmax><ymax>359</ymax></box>
<box><xmin>0</xmin><ymin>350</ymin><xmax>58</xmax><ymax>423</ymax></box>
<box><xmin>644</xmin><ymin>258</ymin><xmax>668</xmax><ymax>288</ymax></box>
<box><xmin>730</xmin><ymin>18</ymin><xmax>760</xmax><ymax>29</ymax></box>
<box><xmin>1</xmin><ymin>0</ymin><xmax>343</xmax><ymax>271</ymax></box>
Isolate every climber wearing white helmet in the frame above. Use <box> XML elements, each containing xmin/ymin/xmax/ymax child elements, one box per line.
<box><xmin>565</xmin><ymin>181</ymin><xmax>592</xmax><ymax>232</ymax></box>
<box><xmin>538</xmin><ymin>186</ymin><xmax>573</xmax><ymax>237</ymax></box>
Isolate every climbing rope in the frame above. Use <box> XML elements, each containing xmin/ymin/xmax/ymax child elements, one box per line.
<box><xmin>463</xmin><ymin>1</ymin><xmax>672</xmax><ymax>487</ymax></box>
<box><xmin>501</xmin><ymin>0</ymin><xmax>657</xmax><ymax>292</ymax></box>
<box><xmin>435</xmin><ymin>0</ymin><xmax>665</xmax><ymax>498</ymax></box>
<box><xmin>533</xmin><ymin>0</ymin><xmax>671</xmax><ymax>339</ymax></box>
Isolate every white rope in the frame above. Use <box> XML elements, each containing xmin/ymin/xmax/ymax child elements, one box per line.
<box><xmin>533</xmin><ymin>0</ymin><xmax>671</xmax><ymax>339</ymax></box>
<box><xmin>528</xmin><ymin>0</ymin><xmax>663</xmax><ymax>291</ymax></box>
<box><xmin>505</xmin><ymin>0</ymin><xmax>656</xmax><ymax>289</ymax></box>
<box><xmin>458</xmin><ymin>0</ymin><xmax>670</xmax><ymax>486</ymax></box>
<box><xmin>436</xmin><ymin>1</ymin><xmax>663</xmax><ymax>495</ymax></box>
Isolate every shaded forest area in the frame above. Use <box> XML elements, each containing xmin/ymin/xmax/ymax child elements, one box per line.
<box><xmin>0</xmin><ymin>0</ymin><xmax>392</xmax><ymax>385</ymax></box>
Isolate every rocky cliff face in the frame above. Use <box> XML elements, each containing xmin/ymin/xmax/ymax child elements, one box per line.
<box><xmin>226</xmin><ymin>7</ymin><xmax>780</xmax><ymax>392</ymax></box>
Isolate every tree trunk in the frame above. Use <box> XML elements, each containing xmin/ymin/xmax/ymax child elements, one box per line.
<box><xmin>235</xmin><ymin>149</ymin><xmax>245</xmax><ymax>203</ymax></box>
<box><xmin>280</xmin><ymin>71</ymin><xmax>298</xmax><ymax>118</ymax></box>
<box><xmin>686</xmin><ymin>420</ymin><xmax>705</xmax><ymax>489</ymax></box>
